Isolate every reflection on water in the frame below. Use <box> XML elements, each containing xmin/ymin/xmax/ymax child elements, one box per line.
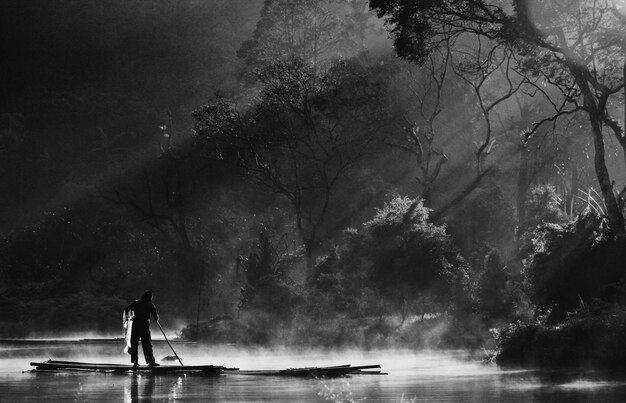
<box><xmin>125</xmin><ymin>374</ymin><xmax>156</xmax><ymax>403</ymax></box>
<box><xmin>2</xmin><ymin>346</ymin><xmax>626</xmax><ymax>402</ymax></box>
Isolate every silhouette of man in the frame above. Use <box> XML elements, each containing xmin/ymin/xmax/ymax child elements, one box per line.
<box><xmin>124</xmin><ymin>290</ymin><xmax>160</xmax><ymax>367</ymax></box>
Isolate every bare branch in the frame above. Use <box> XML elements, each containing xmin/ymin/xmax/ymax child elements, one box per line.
<box><xmin>522</xmin><ymin>108</ymin><xmax>582</xmax><ymax>143</ymax></box>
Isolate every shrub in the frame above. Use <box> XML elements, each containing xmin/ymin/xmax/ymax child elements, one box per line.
<box><xmin>357</xmin><ymin>196</ymin><xmax>468</xmax><ymax>307</ymax></box>
<box><xmin>523</xmin><ymin>211</ymin><xmax>626</xmax><ymax>323</ymax></box>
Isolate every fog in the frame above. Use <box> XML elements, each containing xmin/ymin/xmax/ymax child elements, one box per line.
<box><xmin>3</xmin><ymin>343</ymin><xmax>626</xmax><ymax>402</ymax></box>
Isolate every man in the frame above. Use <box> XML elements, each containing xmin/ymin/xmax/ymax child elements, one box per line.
<box><xmin>124</xmin><ymin>290</ymin><xmax>160</xmax><ymax>367</ymax></box>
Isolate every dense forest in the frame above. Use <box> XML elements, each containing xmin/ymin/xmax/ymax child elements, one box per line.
<box><xmin>2</xmin><ymin>0</ymin><xmax>626</xmax><ymax>369</ymax></box>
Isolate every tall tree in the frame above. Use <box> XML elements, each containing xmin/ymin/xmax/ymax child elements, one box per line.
<box><xmin>193</xmin><ymin>57</ymin><xmax>397</xmax><ymax>264</ymax></box>
<box><xmin>430</xmin><ymin>37</ymin><xmax>526</xmax><ymax>221</ymax></box>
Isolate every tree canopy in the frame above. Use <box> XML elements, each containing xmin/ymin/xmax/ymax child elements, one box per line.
<box><xmin>193</xmin><ymin>56</ymin><xmax>398</xmax><ymax>260</ymax></box>
<box><xmin>371</xmin><ymin>0</ymin><xmax>626</xmax><ymax>232</ymax></box>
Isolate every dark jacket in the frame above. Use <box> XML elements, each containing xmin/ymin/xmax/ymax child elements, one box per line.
<box><xmin>125</xmin><ymin>299</ymin><xmax>159</xmax><ymax>323</ymax></box>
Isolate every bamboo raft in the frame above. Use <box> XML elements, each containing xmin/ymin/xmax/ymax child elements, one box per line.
<box><xmin>29</xmin><ymin>360</ymin><xmax>386</xmax><ymax>377</ymax></box>
<box><xmin>30</xmin><ymin>359</ymin><xmax>235</xmax><ymax>374</ymax></box>
<box><xmin>1</xmin><ymin>338</ymin><xmax>195</xmax><ymax>345</ymax></box>
<box><xmin>235</xmin><ymin>364</ymin><xmax>386</xmax><ymax>377</ymax></box>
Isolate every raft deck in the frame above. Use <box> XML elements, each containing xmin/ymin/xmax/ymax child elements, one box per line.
<box><xmin>30</xmin><ymin>359</ymin><xmax>235</xmax><ymax>374</ymax></box>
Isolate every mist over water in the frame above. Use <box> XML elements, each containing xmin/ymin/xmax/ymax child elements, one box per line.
<box><xmin>2</xmin><ymin>342</ymin><xmax>626</xmax><ymax>402</ymax></box>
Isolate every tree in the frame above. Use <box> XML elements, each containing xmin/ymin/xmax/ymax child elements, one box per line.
<box><xmin>193</xmin><ymin>57</ymin><xmax>397</xmax><ymax>264</ymax></box>
<box><xmin>371</xmin><ymin>0</ymin><xmax>626</xmax><ymax>233</ymax></box>
<box><xmin>390</xmin><ymin>32</ymin><xmax>532</xmax><ymax>222</ymax></box>
<box><xmin>451</xmin><ymin>40</ymin><xmax>528</xmax><ymax>174</ymax></box>
<box><xmin>387</xmin><ymin>46</ymin><xmax>452</xmax><ymax>206</ymax></box>
<box><xmin>493</xmin><ymin>92</ymin><xmax>598</xmax><ymax>225</ymax></box>
<box><xmin>346</xmin><ymin>196</ymin><xmax>468</xmax><ymax>317</ymax></box>
<box><xmin>429</xmin><ymin>37</ymin><xmax>529</xmax><ymax>222</ymax></box>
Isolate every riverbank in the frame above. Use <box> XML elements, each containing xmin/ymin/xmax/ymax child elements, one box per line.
<box><xmin>496</xmin><ymin>306</ymin><xmax>626</xmax><ymax>370</ymax></box>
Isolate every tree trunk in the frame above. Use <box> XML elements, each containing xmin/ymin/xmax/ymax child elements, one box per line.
<box><xmin>620</xmin><ymin>54</ymin><xmax>626</xmax><ymax>208</ymax></box>
<box><xmin>589</xmin><ymin>111</ymin><xmax>624</xmax><ymax>232</ymax></box>
<box><xmin>572</xmin><ymin>66</ymin><xmax>624</xmax><ymax>233</ymax></box>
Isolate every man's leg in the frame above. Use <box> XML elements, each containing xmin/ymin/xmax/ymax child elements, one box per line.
<box><xmin>140</xmin><ymin>326</ymin><xmax>156</xmax><ymax>365</ymax></box>
<box><xmin>130</xmin><ymin>325</ymin><xmax>140</xmax><ymax>366</ymax></box>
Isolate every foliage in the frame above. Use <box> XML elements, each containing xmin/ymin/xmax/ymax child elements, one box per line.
<box><xmin>475</xmin><ymin>249</ymin><xmax>514</xmax><ymax>321</ymax></box>
<box><xmin>305</xmin><ymin>253</ymin><xmax>351</xmax><ymax>316</ymax></box>
<box><xmin>523</xmin><ymin>211</ymin><xmax>626</xmax><ymax>324</ymax></box>
<box><xmin>338</xmin><ymin>196</ymin><xmax>468</xmax><ymax>309</ymax></box>
<box><xmin>496</xmin><ymin>305</ymin><xmax>626</xmax><ymax>369</ymax></box>
<box><xmin>230</xmin><ymin>231</ymin><xmax>304</xmax><ymax>345</ymax></box>
<box><xmin>445</xmin><ymin>179</ymin><xmax>516</xmax><ymax>253</ymax></box>
<box><xmin>236</xmin><ymin>232</ymin><xmax>302</xmax><ymax>312</ymax></box>
<box><xmin>517</xmin><ymin>184</ymin><xmax>570</xmax><ymax>262</ymax></box>
<box><xmin>0</xmin><ymin>287</ymin><xmax>125</xmax><ymax>337</ymax></box>
<box><xmin>0</xmin><ymin>209</ymin><xmax>104</xmax><ymax>287</ymax></box>
<box><xmin>365</xmin><ymin>197</ymin><xmax>457</xmax><ymax>299</ymax></box>
<box><xmin>518</xmin><ymin>185</ymin><xmax>568</xmax><ymax>237</ymax></box>
<box><xmin>370</xmin><ymin>1</ymin><xmax>625</xmax><ymax>74</ymax></box>
<box><xmin>0</xmin><ymin>195</ymin><xmax>289</xmax><ymax>333</ymax></box>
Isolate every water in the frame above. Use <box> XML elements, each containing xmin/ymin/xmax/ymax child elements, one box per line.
<box><xmin>2</xmin><ymin>343</ymin><xmax>626</xmax><ymax>402</ymax></box>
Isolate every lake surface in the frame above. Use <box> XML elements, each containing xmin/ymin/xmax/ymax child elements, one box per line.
<box><xmin>1</xmin><ymin>342</ymin><xmax>626</xmax><ymax>402</ymax></box>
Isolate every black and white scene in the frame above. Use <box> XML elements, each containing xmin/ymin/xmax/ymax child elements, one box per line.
<box><xmin>3</xmin><ymin>1</ymin><xmax>626</xmax><ymax>401</ymax></box>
